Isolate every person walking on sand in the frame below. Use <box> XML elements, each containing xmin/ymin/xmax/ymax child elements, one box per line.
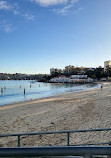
<box><xmin>101</xmin><ymin>84</ymin><xmax>103</xmax><ymax>90</ymax></box>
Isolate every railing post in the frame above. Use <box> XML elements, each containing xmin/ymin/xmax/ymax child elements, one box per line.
<box><xmin>17</xmin><ymin>136</ymin><xmax>20</xmax><ymax>147</ymax></box>
<box><xmin>108</xmin><ymin>142</ymin><xmax>111</xmax><ymax>158</ymax></box>
<box><xmin>67</xmin><ymin>133</ymin><xmax>70</xmax><ymax>146</ymax></box>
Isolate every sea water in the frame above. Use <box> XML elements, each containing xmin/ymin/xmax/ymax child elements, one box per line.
<box><xmin>0</xmin><ymin>80</ymin><xmax>99</xmax><ymax>106</ymax></box>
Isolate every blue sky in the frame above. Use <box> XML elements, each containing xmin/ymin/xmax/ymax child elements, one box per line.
<box><xmin>0</xmin><ymin>0</ymin><xmax>111</xmax><ymax>74</ymax></box>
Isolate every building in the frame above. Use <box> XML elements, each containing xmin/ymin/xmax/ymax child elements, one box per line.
<box><xmin>88</xmin><ymin>68</ymin><xmax>95</xmax><ymax>71</ymax></box>
<box><xmin>70</xmin><ymin>75</ymin><xmax>93</xmax><ymax>83</ymax></box>
<box><xmin>50</xmin><ymin>75</ymin><xmax>93</xmax><ymax>83</ymax></box>
<box><xmin>104</xmin><ymin>60</ymin><xmax>111</xmax><ymax>71</ymax></box>
<box><xmin>50</xmin><ymin>68</ymin><xmax>55</xmax><ymax>75</ymax></box>
<box><xmin>70</xmin><ymin>75</ymin><xmax>88</xmax><ymax>79</ymax></box>
<box><xmin>50</xmin><ymin>75</ymin><xmax>70</xmax><ymax>83</ymax></box>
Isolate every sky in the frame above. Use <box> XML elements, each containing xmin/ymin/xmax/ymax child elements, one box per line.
<box><xmin>0</xmin><ymin>0</ymin><xmax>111</xmax><ymax>74</ymax></box>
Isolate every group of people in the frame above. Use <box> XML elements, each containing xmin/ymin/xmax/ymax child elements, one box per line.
<box><xmin>1</xmin><ymin>85</ymin><xmax>27</xmax><ymax>95</ymax></box>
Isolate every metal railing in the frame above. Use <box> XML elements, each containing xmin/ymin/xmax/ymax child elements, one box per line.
<box><xmin>0</xmin><ymin>127</ymin><xmax>111</xmax><ymax>147</ymax></box>
<box><xmin>0</xmin><ymin>146</ymin><xmax>111</xmax><ymax>157</ymax></box>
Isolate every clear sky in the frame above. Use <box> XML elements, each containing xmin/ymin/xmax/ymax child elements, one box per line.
<box><xmin>0</xmin><ymin>0</ymin><xmax>111</xmax><ymax>74</ymax></box>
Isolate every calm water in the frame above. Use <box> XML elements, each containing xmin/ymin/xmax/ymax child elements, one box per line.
<box><xmin>0</xmin><ymin>80</ymin><xmax>99</xmax><ymax>106</ymax></box>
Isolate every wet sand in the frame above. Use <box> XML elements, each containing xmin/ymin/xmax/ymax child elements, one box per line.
<box><xmin>0</xmin><ymin>82</ymin><xmax>111</xmax><ymax>147</ymax></box>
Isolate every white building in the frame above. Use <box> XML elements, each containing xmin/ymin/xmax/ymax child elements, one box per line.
<box><xmin>50</xmin><ymin>68</ymin><xmax>56</xmax><ymax>75</ymax></box>
<box><xmin>70</xmin><ymin>75</ymin><xmax>93</xmax><ymax>83</ymax></box>
<box><xmin>88</xmin><ymin>68</ymin><xmax>95</xmax><ymax>71</ymax></box>
<box><xmin>70</xmin><ymin>75</ymin><xmax>88</xmax><ymax>79</ymax></box>
<box><xmin>50</xmin><ymin>75</ymin><xmax>70</xmax><ymax>83</ymax></box>
<box><xmin>104</xmin><ymin>60</ymin><xmax>111</xmax><ymax>71</ymax></box>
<box><xmin>50</xmin><ymin>75</ymin><xmax>93</xmax><ymax>83</ymax></box>
<box><xmin>70</xmin><ymin>78</ymin><xmax>93</xmax><ymax>83</ymax></box>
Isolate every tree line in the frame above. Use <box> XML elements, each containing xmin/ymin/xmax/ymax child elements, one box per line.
<box><xmin>0</xmin><ymin>73</ymin><xmax>48</xmax><ymax>80</ymax></box>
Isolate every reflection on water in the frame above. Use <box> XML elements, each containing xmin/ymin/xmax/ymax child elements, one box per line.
<box><xmin>0</xmin><ymin>80</ymin><xmax>98</xmax><ymax>106</ymax></box>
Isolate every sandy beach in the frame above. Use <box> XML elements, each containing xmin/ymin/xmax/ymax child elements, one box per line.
<box><xmin>0</xmin><ymin>82</ymin><xmax>111</xmax><ymax>147</ymax></box>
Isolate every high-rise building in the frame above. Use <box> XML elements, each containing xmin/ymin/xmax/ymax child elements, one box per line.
<box><xmin>50</xmin><ymin>68</ymin><xmax>55</xmax><ymax>75</ymax></box>
<box><xmin>104</xmin><ymin>60</ymin><xmax>111</xmax><ymax>71</ymax></box>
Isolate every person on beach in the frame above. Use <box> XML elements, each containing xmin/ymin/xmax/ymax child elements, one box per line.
<box><xmin>101</xmin><ymin>84</ymin><xmax>103</xmax><ymax>90</ymax></box>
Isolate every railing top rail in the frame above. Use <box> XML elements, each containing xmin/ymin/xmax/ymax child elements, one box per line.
<box><xmin>0</xmin><ymin>127</ymin><xmax>111</xmax><ymax>137</ymax></box>
<box><xmin>0</xmin><ymin>146</ymin><xmax>111</xmax><ymax>157</ymax></box>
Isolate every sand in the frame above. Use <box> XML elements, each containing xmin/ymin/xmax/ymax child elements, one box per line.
<box><xmin>0</xmin><ymin>82</ymin><xmax>111</xmax><ymax>147</ymax></box>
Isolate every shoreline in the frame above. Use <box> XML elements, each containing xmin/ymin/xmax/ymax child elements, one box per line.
<box><xmin>0</xmin><ymin>81</ymin><xmax>110</xmax><ymax>147</ymax></box>
<box><xmin>0</xmin><ymin>82</ymin><xmax>99</xmax><ymax>108</ymax></box>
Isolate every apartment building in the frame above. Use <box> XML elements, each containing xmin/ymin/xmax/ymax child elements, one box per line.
<box><xmin>104</xmin><ymin>60</ymin><xmax>111</xmax><ymax>71</ymax></box>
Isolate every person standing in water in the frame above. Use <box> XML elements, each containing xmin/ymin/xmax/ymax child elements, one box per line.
<box><xmin>1</xmin><ymin>87</ymin><xmax>3</xmax><ymax>95</ymax></box>
<box><xmin>24</xmin><ymin>88</ymin><xmax>26</xmax><ymax>95</ymax></box>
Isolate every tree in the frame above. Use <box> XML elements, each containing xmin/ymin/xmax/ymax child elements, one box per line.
<box><xmin>51</xmin><ymin>69</ymin><xmax>62</xmax><ymax>78</ymax></box>
<box><xmin>105</xmin><ymin>68</ymin><xmax>111</xmax><ymax>77</ymax></box>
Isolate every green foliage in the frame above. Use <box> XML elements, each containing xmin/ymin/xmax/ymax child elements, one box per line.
<box><xmin>51</xmin><ymin>69</ymin><xmax>62</xmax><ymax>77</ymax></box>
<box><xmin>85</xmin><ymin>68</ymin><xmax>104</xmax><ymax>79</ymax></box>
<box><xmin>50</xmin><ymin>65</ymin><xmax>110</xmax><ymax>80</ymax></box>
<box><xmin>63</xmin><ymin>65</ymin><xmax>81</xmax><ymax>76</ymax></box>
<box><xmin>105</xmin><ymin>68</ymin><xmax>111</xmax><ymax>77</ymax></box>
